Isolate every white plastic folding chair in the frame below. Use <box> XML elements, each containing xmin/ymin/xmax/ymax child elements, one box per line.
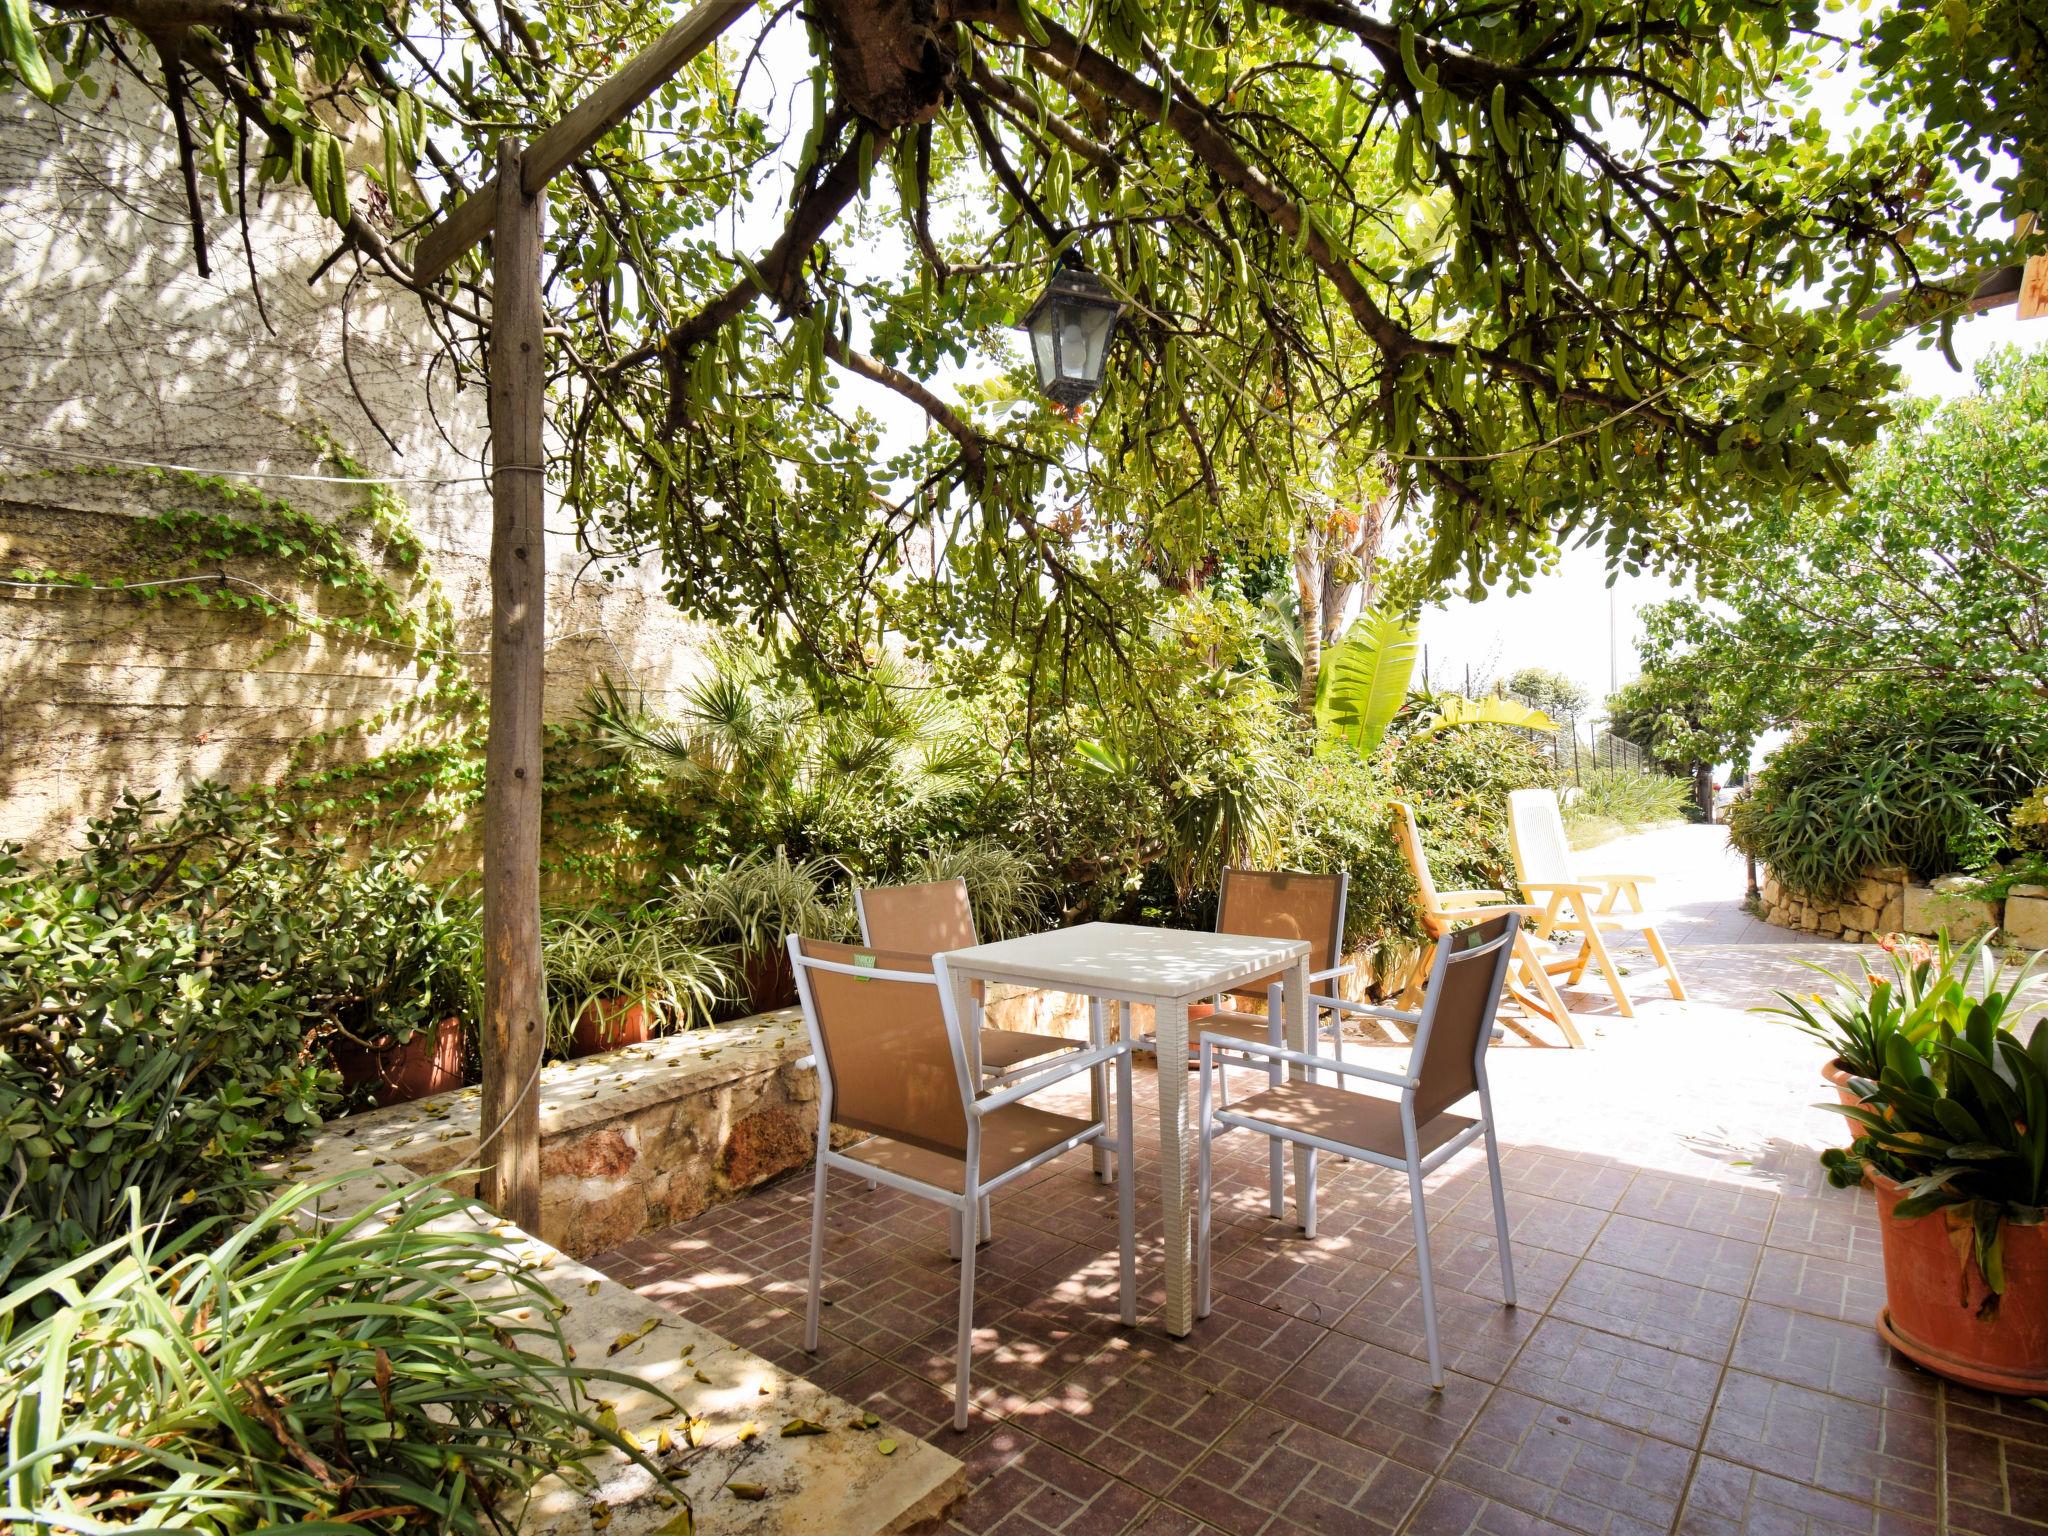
<box><xmin>1196</xmin><ymin>913</ymin><xmax>1522</xmax><ymax>1388</ymax></box>
<box><xmin>791</xmin><ymin>935</ymin><xmax>1136</xmax><ymax>1431</ymax></box>
<box><xmin>1506</xmin><ymin>788</ymin><xmax>1687</xmax><ymax>1018</ymax></box>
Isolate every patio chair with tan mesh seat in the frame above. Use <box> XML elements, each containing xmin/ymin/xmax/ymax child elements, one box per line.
<box><xmin>791</xmin><ymin>935</ymin><xmax>1135</xmax><ymax>1430</ymax></box>
<box><xmin>1124</xmin><ymin>867</ymin><xmax>1351</xmax><ymax>1217</ymax></box>
<box><xmin>1391</xmin><ymin>800</ymin><xmax>1583</xmax><ymax>1048</ymax></box>
<box><xmin>1506</xmin><ymin>788</ymin><xmax>1687</xmax><ymax>1018</ymax></box>
<box><xmin>1196</xmin><ymin>913</ymin><xmax>1522</xmax><ymax>1389</ymax></box>
<box><xmin>855</xmin><ymin>878</ymin><xmax>1086</xmax><ymax>1088</ymax></box>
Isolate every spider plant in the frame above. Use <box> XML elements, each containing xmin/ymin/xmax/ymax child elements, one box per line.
<box><xmin>542</xmin><ymin>906</ymin><xmax>728</xmax><ymax>1055</ymax></box>
<box><xmin>672</xmin><ymin>850</ymin><xmax>843</xmax><ymax>1010</ymax></box>
<box><xmin>906</xmin><ymin>839</ymin><xmax>1051</xmax><ymax>940</ymax></box>
<box><xmin>1761</xmin><ymin>930</ymin><xmax>2040</xmax><ymax>1079</ymax></box>
<box><xmin>0</xmin><ymin>1175</ymin><xmax>678</xmax><ymax>1532</ymax></box>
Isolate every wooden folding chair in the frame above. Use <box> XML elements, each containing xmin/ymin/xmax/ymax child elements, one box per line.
<box><xmin>1391</xmin><ymin>800</ymin><xmax>1583</xmax><ymax>1048</ymax></box>
<box><xmin>1506</xmin><ymin>789</ymin><xmax>1687</xmax><ymax>1019</ymax></box>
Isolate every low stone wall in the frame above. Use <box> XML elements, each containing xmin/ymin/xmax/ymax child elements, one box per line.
<box><xmin>1756</xmin><ymin>866</ymin><xmax>2038</xmax><ymax>947</ymax></box>
<box><xmin>1756</xmin><ymin>866</ymin><xmax>1907</xmax><ymax>942</ymax></box>
<box><xmin>317</xmin><ymin>1009</ymin><xmax>824</xmax><ymax>1259</ymax></box>
<box><xmin>286</xmin><ymin>1073</ymin><xmax>962</xmax><ymax>1535</ymax></box>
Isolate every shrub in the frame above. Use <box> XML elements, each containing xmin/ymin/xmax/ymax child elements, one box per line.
<box><xmin>1564</xmin><ymin>766</ymin><xmax>1693</xmax><ymax>833</ymax></box>
<box><xmin>0</xmin><ymin>787</ymin><xmax>480</xmax><ymax>1288</ymax></box>
<box><xmin>541</xmin><ymin>906</ymin><xmax>729</xmax><ymax>1052</ymax></box>
<box><xmin>1276</xmin><ymin>747</ymin><xmax>1420</xmax><ymax>952</ymax></box>
<box><xmin>1729</xmin><ymin>705</ymin><xmax>2046</xmax><ymax>901</ymax></box>
<box><xmin>0</xmin><ymin>1176</ymin><xmax>673</xmax><ymax>1532</ymax></box>
<box><xmin>905</xmin><ymin>838</ymin><xmax>1053</xmax><ymax>939</ymax></box>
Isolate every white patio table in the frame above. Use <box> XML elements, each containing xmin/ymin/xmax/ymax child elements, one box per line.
<box><xmin>942</xmin><ymin>921</ymin><xmax>1311</xmax><ymax>1338</ymax></box>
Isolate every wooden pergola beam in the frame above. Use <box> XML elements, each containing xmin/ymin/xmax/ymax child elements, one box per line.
<box><xmin>413</xmin><ymin>0</ymin><xmax>754</xmax><ymax>282</ymax></box>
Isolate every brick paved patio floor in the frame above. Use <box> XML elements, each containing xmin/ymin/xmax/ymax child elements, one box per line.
<box><xmin>594</xmin><ymin>827</ymin><xmax>2048</xmax><ymax>1536</ymax></box>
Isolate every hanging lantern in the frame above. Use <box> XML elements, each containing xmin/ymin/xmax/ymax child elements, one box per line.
<box><xmin>1019</xmin><ymin>264</ymin><xmax>1125</xmax><ymax>408</ymax></box>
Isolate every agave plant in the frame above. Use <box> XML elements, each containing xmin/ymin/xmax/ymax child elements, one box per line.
<box><xmin>1826</xmin><ymin>1012</ymin><xmax>2048</xmax><ymax>1298</ymax></box>
<box><xmin>1762</xmin><ymin>930</ymin><xmax>2040</xmax><ymax>1080</ymax></box>
<box><xmin>0</xmin><ymin>1176</ymin><xmax>676</xmax><ymax>1532</ymax></box>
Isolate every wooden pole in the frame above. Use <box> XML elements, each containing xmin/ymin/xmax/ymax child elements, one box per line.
<box><xmin>479</xmin><ymin>139</ymin><xmax>547</xmax><ymax>1230</ymax></box>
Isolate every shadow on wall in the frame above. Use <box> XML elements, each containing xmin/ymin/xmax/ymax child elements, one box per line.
<box><xmin>0</xmin><ymin>74</ymin><xmax>709</xmax><ymax>860</ymax></box>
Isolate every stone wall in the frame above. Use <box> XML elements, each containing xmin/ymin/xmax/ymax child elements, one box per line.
<box><xmin>1756</xmin><ymin>866</ymin><xmax>1908</xmax><ymax>942</ymax></box>
<box><xmin>0</xmin><ymin>78</ymin><xmax>704</xmax><ymax>860</ymax></box>
<box><xmin>1757</xmin><ymin>866</ymin><xmax>2024</xmax><ymax>946</ymax></box>
<box><xmin>323</xmin><ymin>1010</ymin><xmax>825</xmax><ymax>1259</ymax></box>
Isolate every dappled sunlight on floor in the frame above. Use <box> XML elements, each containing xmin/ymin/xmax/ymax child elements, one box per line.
<box><xmin>593</xmin><ymin>846</ymin><xmax>2048</xmax><ymax>1536</ymax></box>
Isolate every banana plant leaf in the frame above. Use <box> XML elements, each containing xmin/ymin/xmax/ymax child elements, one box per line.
<box><xmin>1413</xmin><ymin>695</ymin><xmax>1561</xmax><ymax>738</ymax></box>
<box><xmin>1313</xmin><ymin>606</ymin><xmax>1418</xmax><ymax>756</ymax></box>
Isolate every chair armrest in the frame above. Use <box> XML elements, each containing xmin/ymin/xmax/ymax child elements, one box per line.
<box><xmin>1201</xmin><ymin>1033</ymin><xmax>1415</xmax><ymax>1090</ymax></box>
<box><xmin>1437</xmin><ymin>889</ymin><xmax>1508</xmax><ymax>907</ymax></box>
<box><xmin>1319</xmin><ymin>996</ymin><xmax>1421</xmax><ymax>1025</ymax></box>
<box><xmin>1519</xmin><ymin>880</ymin><xmax>1606</xmax><ymax>898</ymax></box>
<box><xmin>974</xmin><ymin>1042</ymin><xmax>1125</xmax><ymax>1113</ymax></box>
<box><xmin>1309</xmin><ymin>963</ymin><xmax>1352</xmax><ymax>984</ymax></box>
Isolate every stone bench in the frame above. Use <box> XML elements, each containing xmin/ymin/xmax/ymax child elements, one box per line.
<box><xmin>287</xmin><ymin>1017</ymin><xmax>964</xmax><ymax>1534</ymax></box>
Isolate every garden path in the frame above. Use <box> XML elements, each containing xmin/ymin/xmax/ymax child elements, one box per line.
<box><xmin>597</xmin><ymin>822</ymin><xmax>2046</xmax><ymax>1536</ymax></box>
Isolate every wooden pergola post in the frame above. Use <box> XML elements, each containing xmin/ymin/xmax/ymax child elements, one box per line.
<box><xmin>478</xmin><ymin>139</ymin><xmax>547</xmax><ymax>1228</ymax></box>
<box><xmin>415</xmin><ymin>0</ymin><xmax>754</xmax><ymax>1226</ymax></box>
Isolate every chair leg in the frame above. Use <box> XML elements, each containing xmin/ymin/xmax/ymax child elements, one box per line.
<box><xmin>981</xmin><ymin>1194</ymin><xmax>993</xmax><ymax>1245</ymax></box>
<box><xmin>804</xmin><ymin>1149</ymin><xmax>830</xmax><ymax>1352</ymax></box>
<box><xmin>1643</xmin><ymin>921</ymin><xmax>1688</xmax><ymax>1001</ymax></box>
<box><xmin>1516</xmin><ymin>935</ymin><xmax>1583</xmax><ymax>1048</ymax></box>
<box><xmin>1406</xmin><ymin>1160</ymin><xmax>1444</xmax><ymax>1388</ymax></box>
<box><xmin>1300</xmin><ymin>1143</ymin><xmax>1320</xmax><ymax>1240</ymax></box>
<box><xmin>1196</xmin><ymin>1047</ymin><xmax>1215</xmax><ymax>1320</ymax></box>
<box><xmin>1117</xmin><ymin>1047</ymin><xmax>1136</xmax><ymax>1326</ymax></box>
<box><xmin>1580</xmin><ymin>923</ymin><xmax>1635</xmax><ymax>1018</ymax></box>
<box><xmin>1482</xmin><ymin>1119</ymin><xmax>1517</xmax><ymax>1309</ymax></box>
<box><xmin>1090</xmin><ymin>997</ymin><xmax>1112</xmax><ymax>1182</ymax></box>
<box><xmin>953</xmin><ymin>1190</ymin><xmax>978</xmax><ymax>1431</ymax></box>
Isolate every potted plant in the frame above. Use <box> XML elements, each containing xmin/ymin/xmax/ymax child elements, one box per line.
<box><xmin>317</xmin><ymin>864</ymin><xmax>479</xmax><ymax>1107</ymax></box>
<box><xmin>1761</xmin><ymin>931</ymin><xmax>2024</xmax><ymax>1142</ymax></box>
<box><xmin>542</xmin><ymin>908</ymin><xmax>727</xmax><ymax>1058</ymax></box>
<box><xmin>1822</xmin><ymin>1006</ymin><xmax>2048</xmax><ymax>1394</ymax></box>
<box><xmin>672</xmin><ymin>849</ymin><xmax>838</xmax><ymax>1012</ymax></box>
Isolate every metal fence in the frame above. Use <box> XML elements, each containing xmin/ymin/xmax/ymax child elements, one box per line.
<box><xmin>1495</xmin><ymin>691</ymin><xmax>1651</xmax><ymax>783</ymax></box>
<box><xmin>1548</xmin><ymin>726</ymin><xmax>1650</xmax><ymax>784</ymax></box>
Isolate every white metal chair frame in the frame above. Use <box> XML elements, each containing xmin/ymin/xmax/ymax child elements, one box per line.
<box><xmin>1125</xmin><ymin>868</ymin><xmax>1355</xmax><ymax>1215</ymax></box>
<box><xmin>791</xmin><ymin>935</ymin><xmax>1136</xmax><ymax>1431</ymax></box>
<box><xmin>1195</xmin><ymin>916</ymin><xmax>1522</xmax><ymax>1389</ymax></box>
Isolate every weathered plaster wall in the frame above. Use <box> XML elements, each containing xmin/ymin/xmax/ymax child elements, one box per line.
<box><xmin>0</xmin><ymin>79</ymin><xmax>703</xmax><ymax>859</ymax></box>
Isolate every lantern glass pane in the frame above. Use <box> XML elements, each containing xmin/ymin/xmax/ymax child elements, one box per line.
<box><xmin>1030</xmin><ymin>322</ymin><xmax>1058</xmax><ymax>390</ymax></box>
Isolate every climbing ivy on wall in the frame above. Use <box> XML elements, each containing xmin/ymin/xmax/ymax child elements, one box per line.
<box><xmin>6</xmin><ymin>426</ymin><xmax>678</xmax><ymax>903</ymax></box>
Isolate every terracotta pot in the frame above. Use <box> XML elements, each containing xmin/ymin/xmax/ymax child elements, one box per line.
<box><xmin>571</xmin><ymin>996</ymin><xmax>655</xmax><ymax>1057</ymax></box>
<box><xmin>333</xmin><ymin>1016</ymin><xmax>468</xmax><ymax>1106</ymax></box>
<box><xmin>742</xmin><ymin>948</ymin><xmax>795</xmax><ymax>1013</ymax></box>
<box><xmin>1869</xmin><ymin>1169</ymin><xmax>2048</xmax><ymax>1394</ymax></box>
<box><xmin>1820</xmin><ymin>1056</ymin><xmax>1868</xmax><ymax>1144</ymax></box>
